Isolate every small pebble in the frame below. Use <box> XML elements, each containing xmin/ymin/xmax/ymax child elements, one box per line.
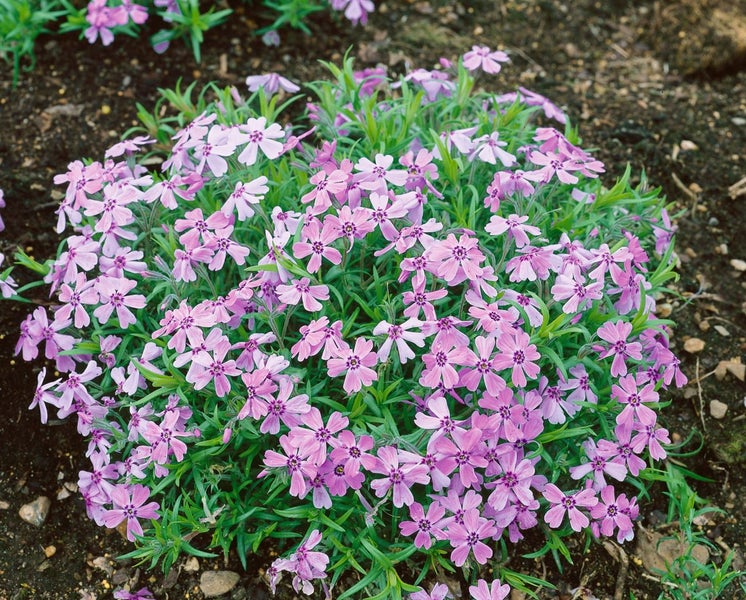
<box><xmin>183</xmin><ymin>556</ymin><xmax>200</xmax><ymax>572</ymax></box>
<box><xmin>680</xmin><ymin>139</ymin><xmax>699</xmax><ymax>151</ymax></box>
<box><xmin>708</xmin><ymin>217</ymin><xmax>719</xmax><ymax>226</ymax></box>
<box><xmin>19</xmin><ymin>496</ymin><xmax>51</xmax><ymax>527</ymax></box>
<box><xmin>684</xmin><ymin>337</ymin><xmax>706</xmax><ymax>353</ymax></box>
<box><xmin>709</xmin><ymin>400</ymin><xmax>728</xmax><ymax>419</ymax></box>
<box><xmin>200</xmin><ymin>570</ymin><xmax>240</xmax><ymax>598</ymax></box>
<box><xmin>44</xmin><ymin>545</ymin><xmax>56</xmax><ymax>558</ymax></box>
<box><xmin>730</xmin><ymin>259</ymin><xmax>746</xmax><ymax>272</ymax></box>
<box><xmin>731</xmin><ymin>117</ymin><xmax>746</xmax><ymax>126</ymax></box>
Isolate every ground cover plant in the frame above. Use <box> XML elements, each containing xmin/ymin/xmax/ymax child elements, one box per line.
<box><xmin>2</xmin><ymin>46</ymin><xmax>706</xmax><ymax>599</ymax></box>
<box><xmin>0</xmin><ymin>0</ymin><xmax>374</xmax><ymax>85</ymax></box>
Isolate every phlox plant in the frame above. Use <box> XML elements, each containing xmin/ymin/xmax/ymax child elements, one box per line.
<box><xmin>6</xmin><ymin>48</ymin><xmax>688</xmax><ymax>599</ymax></box>
<box><xmin>58</xmin><ymin>0</ymin><xmax>374</xmax><ymax>61</ymax></box>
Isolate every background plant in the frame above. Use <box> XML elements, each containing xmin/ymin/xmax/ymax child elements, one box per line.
<box><xmin>0</xmin><ymin>0</ymin><xmax>65</xmax><ymax>86</ymax></box>
<box><xmin>2</xmin><ymin>0</ymin><xmax>374</xmax><ymax>86</ymax></box>
<box><xmin>5</xmin><ymin>49</ymin><xmax>697</xmax><ymax>598</ymax></box>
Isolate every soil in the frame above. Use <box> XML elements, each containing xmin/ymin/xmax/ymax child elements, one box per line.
<box><xmin>1</xmin><ymin>0</ymin><xmax>746</xmax><ymax>598</ymax></box>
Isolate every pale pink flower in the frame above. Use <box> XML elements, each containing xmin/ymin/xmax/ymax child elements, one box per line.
<box><xmin>326</xmin><ymin>337</ymin><xmax>378</xmax><ymax>393</ymax></box>
<box><xmin>276</xmin><ymin>277</ymin><xmax>329</xmax><ymax>312</ymax></box>
<box><xmin>462</xmin><ymin>45</ymin><xmax>509</xmax><ymax>74</ymax></box>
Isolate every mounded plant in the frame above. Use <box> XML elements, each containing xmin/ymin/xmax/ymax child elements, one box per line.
<box><xmin>7</xmin><ymin>48</ymin><xmax>687</xmax><ymax>599</ymax></box>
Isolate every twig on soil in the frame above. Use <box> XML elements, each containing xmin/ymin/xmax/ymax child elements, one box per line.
<box><xmin>670</xmin><ymin>172</ymin><xmax>698</xmax><ymax>212</ymax></box>
<box><xmin>728</xmin><ymin>175</ymin><xmax>746</xmax><ymax>199</ymax></box>
<box><xmin>602</xmin><ymin>540</ymin><xmax>629</xmax><ymax>600</ymax></box>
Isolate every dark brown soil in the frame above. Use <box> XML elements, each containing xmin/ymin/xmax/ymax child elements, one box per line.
<box><xmin>1</xmin><ymin>1</ymin><xmax>745</xmax><ymax>598</ymax></box>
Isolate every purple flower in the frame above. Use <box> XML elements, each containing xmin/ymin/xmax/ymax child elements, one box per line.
<box><xmin>589</xmin><ymin>485</ymin><xmax>634</xmax><ymax>540</ymax></box>
<box><xmin>399</xmin><ymin>501</ymin><xmax>447</xmax><ymax>549</ymax></box>
<box><xmin>596</xmin><ymin>320</ymin><xmax>643</xmax><ymax>378</ymax></box>
<box><xmin>469</xmin><ymin>578</ymin><xmax>511</xmax><ymax>600</ymax></box>
<box><xmin>326</xmin><ymin>337</ymin><xmax>378</xmax><ymax>393</ymax></box>
<box><xmin>462</xmin><ymin>45</ymin><xmax>509</xmax><ymax>74</ymax></box>
<box><xmin>369</xmin><ymin>446</ymin><xmax>429</xmax><ymax>507</ymax></box>
<box><xmin>543</xmin><ymin>484</ymin><xmax>598</xmax><ymax>531</ymax></box>
<box><xmin>410</xmin><ymin>583</ymin><xmax>452</xmax><ymax>600</ymax></box>
<box><xmin>446</xmin><ymin>508</ymin><xmax>497</xmax><ymax>566</ymax></box>
<box><xmin>103</xmin><ymin>483</ymin><xmax>160</xmax><ymax>542</ymax></box>
<box><xmin>246</xmin><ymin>73</ymin><xmax>300</xmax><ymax>96</ymax></box>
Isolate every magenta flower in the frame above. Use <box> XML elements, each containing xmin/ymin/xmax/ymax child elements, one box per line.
<box><xmin>420</xmin><ymin>342</ymin><xmax>471</xmax><ymax>389</ymax></box>
<box><xmin>92</xmin><ymin>277</ymin><xmax>146</xmax><ymax>328</ymax></box>
<box><xmin>589</xmin><ymin>485</ymin><xmax>634</xmax><ymax>539</ymax></box>
<box><xmin>399</xmin><ymin>501</ymin><xmax>447</xmax><ymax>549</ymax></box>
<box><xmin>261</xmin><ymin>434</ymin><xmax>317</xmax><ymax>498</ymax></box>
<box><xmin>543</xmin><ymin>484</ymin><xmax>598</xmax><ymax>531</ymax></box>
<box><xmin>469</xmin><ymin>579</ymin><xmax>511</xmax><ymax>600</ymax></box>
<box><xmin>631</xmin><ymin>423</ymin><xmax>670</xmax><ymax>460</ymax></box>
<box><xmin>28</xmin><ymin>368</ymin><xmax>61</xmax><ymax>425</ymax></box>
<box><xmin>324</xmin><ymin>205</ymin><xmax>375</xmax><ymax>245</ymax></box>
<box><xmin>326</xmin><ymin>337</ymin><xmax>378</xmax><ymax>393</ymax></box>
<box><xmin>447</xmin><ymin>508</ymin><xmax>497</xmax><ymax>566</ymax></box>
<box><xmin>237</xmin><ymin>368</ymin><xmax>277</xmax><ymax>420</ymax></box>
<box><xmin>330</xmin><ymin>0</ymin><xmax>374</xmax><ymax>25</ymax></box>
<box><xmin>523</xmin><ymin>150</ymin><xmax>580</xmax><ymax>185</ymax></box>
<box><xmin>103</xmin><ymin>483</ymin><xmax>159</xmax><ymax>542</ymax></box>
<box><xmin>260</xmin><ymin>377</ymin><xmax>311</xmax><ymax>435</ymax></box>
<box><xmin>369</xmin><ymin>446</ymin><xmax>429</xmax><ymax>507</ymax></box>
<box><xmin>292</xmin><ymin>218</ymin><xmax>342</xmax><ymax>273</ymax></box>
<box><xmin>462</xmin><ymin>45</ymin><xmax>509</xmax><ymax>74</ymax></box>
<box><xmin>551</xmin><ymin>273</ymin><xmax>603</xmax><ymax>314</ymax></box>
<box><xmin>402</xmin><ymin>279</ymin><xmax>447</xmax><ymax>319</ymax></box>
<box><xmin>372</xmin><ymin>317</ymin><xmax>425</xmax><ymax>364</ymax></box>
<box><xmin>596</xmin><ymin>320</ymin><xmax>643</xmax><ymax>378</ymax></box>
<box><xmin>426</xmin><ymin>233</ymin><xmax>485</xmax><ymax>285</ymax></box>
<box><xmin>276</xmin><ymin>277</ymin><xmax>330</xmax><ymax>312</ymax></box>
<box><xmin>246</xmin><ymin>72</ymin><xmax>300</xmax><ymax>95</ymax></box>
<box><xmin>612</xmin><ymin>374</ymin><xmax>659</xmax><ymax>430</ymax></box>
<box><xmin>492</xmin><ymin>331</ymin><xmax>541</xmax><ymax>387</ymax></box>
<box><xmin>414</xmin><ymin>395</ymin><xmax>462</xmax><ymax>439</ymax></box>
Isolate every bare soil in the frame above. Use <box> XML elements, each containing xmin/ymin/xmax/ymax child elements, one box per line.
<box><xmin>1</xmin><ymin>1</ymin><xmax>745</xmax><ymax>598</ymax></box>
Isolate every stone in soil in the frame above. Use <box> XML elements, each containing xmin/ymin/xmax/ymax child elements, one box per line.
<box><xmin>199</xmin><ymin>570</ymin><xmax>240</xmax><ymax>597</ymax></box>
<box><xmin>18</xmin><ymin>496</ymin><xmax>51</xmax><ymax>527</ymax></box>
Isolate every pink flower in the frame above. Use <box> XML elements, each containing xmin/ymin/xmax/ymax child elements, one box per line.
<box><xmin>420</xmin><ymin>342</ymin><xmax>471</xmax><ymax>389</ymax></box>
<box><xmin>292</xmin><ymin>218</ymin><xmax>342</xmax><ymax>273</ymax></box>
<box><xmin>485</xmin><ymin>214</ymin><xmax>540</xmax><ymax>248</ymax></box>
<box><xmin>369</xmin><ymin>446</ymin><xmax>429</xmax><ymax>507</ymax></box>
<box><xmin>354</xmin><ymin>153</ymin><xmax>408</xmax><ymax>194</ymax></box>
<box><xmin>372</xmin><ymin>317</ymin><xmax>425</xmax><ymax>364</ymax></box>
<box><xmin>426</xmin><ymin>233</ymin><xmax>485</xmax><ymax>285</ymax></box>
<box><xmin>233</xmin><ymin>117</ymin><xmax>285</xmax><ymax>166</ymax></box>
<box><xmin>596</xmin><ymin>320</ymin><xmax>643</xmax><ymax>378</ymax></box>
<box><xmin>462</xmin><ymin>45</ymin><xmax>509</xmax><ymax>74</ymax></box>
<box><xmin>246</xmin><ymin>73</ymin><xmax>300</xmax><ymax>95</ymax></box>
<box><xmin>301</xmin><ymin>168</ymin><xmax>349</xmax><ymax>215</ymax></box>
<box><xmin>276</xmin><ymin>277</ymin><xmax>330</xmax><ymax>312</ymax></box>
<box><xmin>186</xmin><ymin>337</ymin><xmax>241</xmax><ymax>397</ymax></box>
<box><xmin>551</xmin><ymin>273</ymin><xmax>603</xmax><ymax>314</ymax></box>
<box><xmin>589</xmin><ymin>485</ymin><xmax>634</xmax><ymax>539</ymax></box>
<box><xmin>612</xmin><ymin>374</ymin><xmax>659</xmax><ymax>430</ymax></box>
<box><xmin>459</xmin><ymin>335</ymin><xmax>507</xmax><ymax>395</ymax></box>
<box><xmin>261</xmin><ymin>435</ymin><xmax>317</xmax><ymax>498</ymax></box>
<box><xmin>447</xmin><ymin>508</ymin><xmax>497</xmax><ymax>566</ymax></box>
<box><xmin>92</xmin><ymin>277</ymin><xmax>146</xmax><ymax>329</ymax></box>
<box><xmin>543</xmin><ymin>484</ymin><xmax>598</xmax><ymax>531</ymax></box>
<box><xmin>492</xmin><ymin>331</ymin><xmax>541</xmax><ymax>388</ymax></box>
<box><xmin>102</xmin><ymin>484</ymin><xmax>159</xmax><ymax>542</ymax></box>
<box><xmin>469</xmin><ymin>579</ymin><xmax>511</xmax><ymax>600</ymax></box>
<box><xmin>470</xmin><ymin>132</ymin><xmax>516</xmax><ymax>167</ymax></box>
<box><xmin>326</xmin><ymin>337</ymin><xmax>378</xmax><ymax>393</ymax></box>
<box><xmin>221</xmin><ymin>176</ymin><xmax>268</xmax><ymax>221</ymax></box>
<box><xmin>399</xmin><ymin>501</ymin><xmax>447</xmax><ymax>549</ymax></box>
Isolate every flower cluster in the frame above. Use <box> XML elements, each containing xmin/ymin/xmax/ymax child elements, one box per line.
<box><xmin>68</xmin><ymin>0</ymin><xmax>375</xmax><ymax>55</ymax></box>
<box><xmin>11</xmin><ymin>49</ymin><xmax>683</xmax><ymax>598</ymax></box>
